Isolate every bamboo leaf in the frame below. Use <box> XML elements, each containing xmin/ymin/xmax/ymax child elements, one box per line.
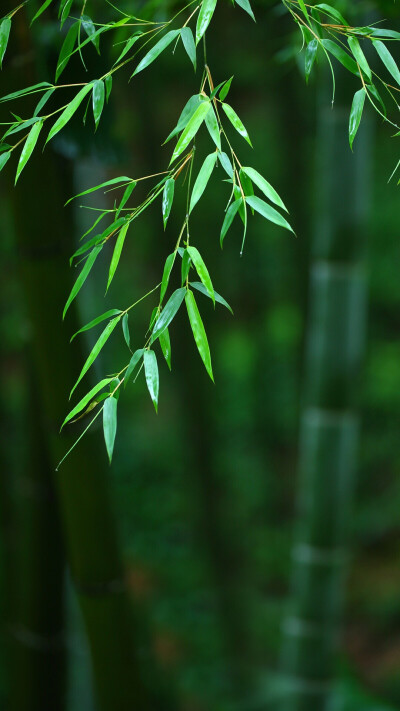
<box><xmin>132</xmin><ymin>30</ymin><xmax>180</xmax><ymax>76</ymax></box>
<box><xmin>369</xmin><ymin>28</ymin><xmax>400</xmax><ymax>41</ymax></box>
<box><xmin>103</xmin><ymin>396</ymin><xmax>118</xmax><ymax>463</ymax></box>
<box><xmin>92</xmin><ymin>79</ymin><xmax>105</xmax><ymax>130</ymax></box>
<box><xmin>122</xmin><ymin>313</ymin><xmax>130</xmax><ymax>348</ymax></box>
<box><xmin>219</xmin><ymin>76</ymin><xmax>233</xmax><ymax>102</ymax></box>
<box><xmin>162</xmin><ymin>178</ymin><xmax>175</xmax><ymax>229</ymax></box>
<box><xmin>189</xmin><ymin>152</ymin><xmax>218</xmax><ymax>213</ymax></box>
<box><xmin>181</xmin><ymin>249</ymin><xmax>192</xmax><ymax>284</ymax></box>
<box><xmin>105</xmin><ymin>75</ymin><xmax>112</xmax><ymax>102</ymax></box>
<box><xmin>180</xmin><ymin>27</ymin><xmax>196</xmax><ymax>71</ymax></box>
<box><xmin>205</xmin><ymin>107</ymin><xmax>221</xmax><ymax>150</ymax></box>
<box><xmin>373</xmin><ymin>40</ymin><xmax>400</xmax><ymax>87</ymax></box>
<box><xmin>159</xmin><ymin>327</ymin><xmax>172</xmax><ymax>370</ymax></box>
<box><xmin>151</xmin><ymin>287</ymin><xmax>186</xmax><ymax>342</ymax></box>
<box><xmin>116</xmin><ymin>181</ymin><xmax>136</xmax><ymax>217</ymax></box>
<box><xmin>245</xmin><ymin>195</ymin><xmax>294</xmax><ymax>232</ymax></box>
<box><xmin>348</xmin><ymin>36</ymin><xmax>371</xmax><ymax>80</ymax></box>
<box><xmin>63</xmin><ymin>244</ymin><xmax>103</xmax><ymax>319</ymax></box>
<box><xmin>187</xmin><ymin>246</ymin><xmax>214</xmax><ymax>305</ymax></box>
<box><xmin>70</xmin><ymin>309</ymin><xmax>122</xmax><ymax>341</ymax></box>
<box><xmin>349</xmin><ymin>88</ymin><xmax>366</xmax><ymax>149</ymax></box>
<box><xmin>144</xmin><ymin>350</ymin><xmax>159</xmax><ymax>412</ymax></box>
<box><xmin>70</xmin><ymin>316</ymin><xmax>121</xmax><ymax>396</ymax></box>
<box><xmin>164</xmin><ymin>94</ymin><xmax>201</xmax><ymax>144</ymax></box>
<box><xmin>56</xmin><ymin>21</ymin><xmax>79</xmax><ymax>81</ymax></box>
<box><xmin>31</xmin><ymin>0</ymin><xmax>54</xmax><ymax>24</ymax></box>
<box><xmin>66</xmin><ymin>177</ymin><xmax>131</xmax><ymax>205</ymax></box>
<box><xmin>160</xmin><ymin>252</ymin><xmax>176</xmax><ymax>304</ymax></box>
<box><xmin>124</xmin><ymin>348</ymin><xmax>144</xmax><ymax>386</ymax></box>
<box><xmin>34</xmin><ymin>88</ymin><xmax>55</xmax><ymax>117</ymax></box>
<box><xmin>61</xmin><ymin>377</ymin><xmax>113</xmax><ymax>428</ymax></box>
<box><xmin>0</xmin><ymin>82</ymin><xmax>52</xmax><ymax>104</ymax></box>
<box><xmin>234</xmin><ymin>0</ymin><xmax>255</xmax><ymax>22</ymax></box>
<box><xmin>170</xmin><ymin>101</ymin><xmax>211</xmax><ymax>164</ymax></box>
<box><xmin>218</xmin><ymin>151</ymin><xmax>234</xmax><ymax>178</ymax></box>
<box><xmin>107</xmin><ymin>221</ymin><xmax>130</xmax><ymax>292</ymax></box>
<box><xmin>196</xmin><ymin>0</ymin><xmax>218</xmax><ymax>45</ymax></box>
<box><xmin>220</xmin><ymin>198</ymin><xmax>241</xmax><ymax>246</ymax></box>
<box><xmin>0</xmin><ymin>151</ymin><xmax>11</xmax><ymax>172</ymax></box>
<box><xmin>190</xmin><ymin>281</ymin><xmax>233</xmax><ymax>314</ymax></box>
<box><xmin>60</xmin><ymin>0</ymin><xmax>73</xmax><ymax>26</ymax></box>
<box><xmin>241</xmin><ymin>166</ymin><xmax>288</xmax><ymax>212</ymax></box>
<box><xmin>185</xmin><ymin>290</ymin><xmax>214</xmax><ymax>381</ymax></box>
<box><xmin>0</xmin><ymin>18</ymin><xmax>11</xmax><ymax>69</ymax></box>
<box><xmin>305</xmin><ymin>39</ymin><xmax>318</xmax><ymax>82</ymax></box>
<box><xmin>222</xmin><ymin>102</ymin><xmax>253</xmax><ymax>146</ymax></box>
<box><xmin>15</xmin><ymin>120</ymin><xmax>43</xmax><ymax>184</ymax></box>
<box><xmin>113</xmin><ymin>32</ymin><xmax>141</xmax><ymax>65</ymax></box>
<box><xmin>314</xmin><ymin>3</ymin><xmax>348</xmax><ymax>25</ymax></box>
<box><xmin>321</xmin><ymin>39</ymin><xmax>359</xmax><ymax>76</ymax></box>
<box><xmin>47</xmin><ymin>83</ymin><xmax>94</xmax><ymax>143</ymax></box>
<box><xmin>81</xmin><ymin>14</ymin><xmax>100</xmax><ymax>53</ymax></box>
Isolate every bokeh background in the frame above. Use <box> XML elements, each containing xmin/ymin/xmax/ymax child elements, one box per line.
<box><xmin>1</xmin><ymin>0</ymin><xmax>400</xmax><ymax>709</ymax></box>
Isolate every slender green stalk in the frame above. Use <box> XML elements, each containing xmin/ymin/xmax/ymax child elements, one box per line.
<box><xmin>279</xmin><ymin>81</ymin><xmax>372</xmax><ymax>710</ymax></box>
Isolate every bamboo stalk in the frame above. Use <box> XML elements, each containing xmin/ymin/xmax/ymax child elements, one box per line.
<box><xmin>279</xmin><ymin>92</ymin><xmax>372</xmax><ymax>710</ymax></box>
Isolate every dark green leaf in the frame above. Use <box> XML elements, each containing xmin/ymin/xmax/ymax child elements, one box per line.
<box><xmin>107</xmin><ymin>221</ymin><xmax>130</xmax><ymax>292</ymax></box>
<box><xmin>56</xmin><ymin>21</ymin><xmax>79</xmax><ymax>81</ymax></box>
<box><xmin>180</xmin><ymin>27</ymin><xmax>196</xmax><ymax>71</ymax></box>
<box><xmin>196</xmin><ymin>0</ymin><xmax>217</xmax><ymax>45</ymax></box>
<box><xmin>170</xmin><ymin>101</ymin><xmax>211</xmax><ymax>164</ymax></box>
<box><xmin>0</xmin><ymin>18</ymin><xmax>11</xmax><ymax>69</ymax></box>
<box><xmin>92</xmin><ymin>79</ymin><xmax>105</xmax><ymax>130</ymax></box>
<box><xmin>235</xmin><ymin>0</ymin><xmax>255</xmax><ymax>22</ymax></box>
<box><xmin>245</xmin><ymin>195</ymin><xmax>293</xmax><ymax>232</ymax></box>
<box><xmin>144</xmin><ymin>350</ymin><xmax>159</xmax><ymax>412</ymax></box>
<box><xmin>305</xmin><ymin>39</ymin><xmax>318</xmax><ymax>82</ymax></box>
<box><xmin>321</xmin><ymin>39</ymin><xmax>359</xmax><ymax>75</ymax></box>
<box><xmin>373</xmin><ymin>40</ymin><xmax>400</xmax><ymax>87</ymax></box>
<box><xmin>189</xmin><ymin>152</ymin><xmax>218</xmax><ymax>212</ymax></box>
<box><xmin>15</xmin><ymin>119</ymin><xmax>43</xmax><ymax>184</ymax></box>
<box><xmin>124</xmin><ymin>348</ymin><xmax>144</xmax><ymax>386</ymax></box>
<box><xmin>222</xmin><ymin>102</ymin><xmax>252</xmax><ymax>146</ymax></box>
<box><xmin>349</xmin><ymin>88</ymin><xmax>366</xmax><ymax>149</ymax></box>
<box><xmin>103</xmin><ymin>397</ymin><xmax>117</xmax><ymax>463</ymax></box>
<box><xmin>219</xmin><ymin>76</ymin><xmax>233</xmax><ymax>102</ymax></box>
<box><xmin>159</xmin><ymin>328</ymin><xmax>172</xmax><ymax>370</ymax></box>
<box><xmin>70</xmin><ymin>316</ymin><xmax>121</xmax><ymax>396</ymax></box>
<box><xmin>63</xmin><ymin>244</ymin><xmax>103</xmax><ymax>319</ymax></box>
<box><xmin>122</xmin><ymin>313</ymin><xmax>130</xmax><ymax>348</ymax></box>
<box><xmin>71</xmin><ymin>309</ymin><xmax>122</xmax><ymax>341</ymax></box>
<box><xmin>160</xmin><ymin>252</ymin><xmax>176</xmax><ymax>303</ymax></box>
<box><xmin>190</xmin><ymin>281</ymin><xmax>233</xmax><ymax>314</ymax></box>
<box><xmin>0</xmin><ymin>151</ymin><xmax>11</xmax><ymax>172</ymax></box>
<box><xmin>31</xmin><ymin>0</ymin><xmax>54</xmax><ymax>24</ymax></box>
<box><xmin>47</xmin><ymin>83</ymin><xmax>94</xmax><ymax>143</ymax></box>
<box><xmin>81</xmin><ymin>14</ymin><xmax>100</xmax><ymax>53</ymax></box>
<box><xmin>105</xmin><ymin>75</ymin><xmax>112</xmax><ymax>102</ymax></box>
<box><xmin>220</xmin><ymin>198</ymin><xmax>241</xmax><ymax>246</ymax></box>
<box><xmin>33</xmin><ymin>88</ymin><xmax>55</xmax><ymax>117</ymax></box>
<box><xmin>187</xmin><ymin>246</ymin><xmax>214</xmax><ymax>304</ymax></box>
<box><xmin>113</xmin><ymin>32</ymin><xmax>142</xmax><ymax>65</ymax></box>
<box><xmin>181</xmin><ymin>249</ymin><xmax>191</xmax><ymax>283</ymax></box>
<box><xmin>185</xmin><ymin>290</ymin><xmax>213</xmax><ymax>380</ymax></box>
<box><xmin>151</xmin><ymin>287</ymin><xmax>186</xmax><ymax>342</ymax></box>
<box><xmin>162</xmin><ymin>178</ymin><xmax>175</xmax><ymax>229</ymax></box>
<box><xmin>205</xmin><ymin>106</ymin><xmax>221</xmax><ymax>150</ymax></box>
<box><xmin>61</xmin><ymin>377</ymin><xmax>113</xmax><ymax>428</ymax></box>
<box><xmin>132</xmin><ymin>30</ymin><xmax>180</xmax><ymax>76</ymax></box>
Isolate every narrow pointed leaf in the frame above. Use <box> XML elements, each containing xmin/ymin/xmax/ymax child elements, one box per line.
<box><xmin>170</xmin><ymin>101</ymin><xmax>211</xmax><ymax>164</ymax></box>
<box><xmin>105</xmin><ymin>75</ymin><xmax>112</xmax><ymax>102</ymax></box>
<box><xmin>218</xmin><ymin>151</ymin><xmax>233</xmax><ymax>177</ymax></box>
<box><xmin>116</xmin><ymin>181</ymin><xmax>136</xmax><ymax>217</ymax></box>
<box><xmin>222</xmin><ymin>103</ymin><xmax>252</xmax><ymax>146</ymax></box>
<box><xmin>220</xmin><ymin>198</ymin><xmax>241</xmax><ymax>246</ymax></box>
<box><xmin>132</xmin><ymin>30</ymin><xmax>180</xmax><ymax>76</ymax></box>
<box><xmin>66</xmin><ymin>177</ymin><xmax>131</xmax><ymax>205</ymax></box>
<box><xmin>160</xmin><ymin>252</ymin><xmax>176</xmax><ymax>304</ymax></box>
<box><xmin>63</xmin><ymin>243</ymin><xmax>102</xmax><ymax>319</ymax></box>
<box><xmin>187</xmin><ymin>246</ymin><xmax>214</xmax><ymax>304</ymax></box>
<box><xmin>47</xmin><ymin>83</ymin><xmax>94</xmax><ymax>143</ymax></box>
<box><xmin>144</xmin><ymin>350</ymin><xmax>159</xmax><ymax>412</ymax></box>
<box><xmin>0</xmin><ymin>151</ymin><xmax>11</xmax><ymax>172</ymax></box>
<box><xmin>196</xmin><ymin>0</ymin><xmax>217</xmax><ymax>44</ymax></box>
<box><xmin>349</xmin><ymin>88</ymin><xmax>366</xmax><ymax>149</ymax></box>
<box><xmin>164</xmin><ymin>94</ymin><xmax>201</xmax><ymax>144</ymax></box>
<box><xmin>61</xmin><ymin>377</ymin><xmax>114</xmax><ymax>428</ymax></box>
<box><xmin>189</xmin><ymin>152</ymin><xmax>218</xmax><ymax>213</ymax></box>
<box><xmin>15</xmin><ymin>120</ymin><xmax>43</xmax><ymax>183</ymax></box>
<box><xmin>113</xmin><ymin>32</ymin><xmax>141</xmax><ymax>65</ymax></box>
<box><xmin>190</xmin><ymin>281</ymin><xmax>233</xmax><ymax>314</ymax></box>
<box><xmin>31</xmin><ymin>0</ymin><xmax>54</xmax><ymax>24</ymax></box>
<box><xmin>348</xmin><ymin>36</ymin><xmax>371</xmax><ymax>80</ymax></box>
<box><xmin>205</xmin><ymin>107</ymin><xmax>221</xmax><ymax>150</ymax></box>
<box><xmin>219</xmin><ymin>76</ymin><xmax>233</xmax><ymax>102</ymax></box>
<box><xmin>70</xmin><ymin>316</ymin><xmax>121</xmax><ymax>396</ymax></box>
<box><xmin>151</xmin><ymin>287</ymin><xmax>186</xmax><ymax>342</ymax></box>
<box><xmin>92</xmin><ymin>79</ymin><xmax>105</xmax><ymax>130</ymax></box>
<box><xmin>34</xmin><ymin>88</ymin><xmax>55</xmax><ymax>117</ymax></box>
<box><xmin>0</xmin><ymin>18</ymin><xmax>11</xmax><ymax>69</ymax></box>
<box><xmin>71</xmin><ymin>309</ymin><xmax>122</xmax><ymax>341</ymax></box>
<box><xmin>185</xmin><ymin>290</ymin><xmax>213</xmax><ymax>381</ymax></box>
<box><xmin>241</xmin><ymin>166</ymin><xmax>287</xmax><ymax>212</ymax></box>
<box><xmin>56</xmin><ymin>21</ymin><xmax>79</xmax><ymax>81</ymax></box>
<box><xmin>162</xmin><ymin>178</ymin><xmax>175</xmax><ymax>229</ymax></box>
<box><xmin>235</xmin><ymin>0</ymin><xmax>255</xmax><ymax>21</ymax></box>
<box><xmin>181</xmin><ymin>249</ymin><xmax>192</xmax><ymax>284</ymax></box>
<box><xmin>0</xmin><ymin>82</ymin><xmax>52</xmax><ymax>104</ymax></box>
<box><xmin>124</xmin><ymin>349</ymin><xmax>144</xmax><ymax>386</ymax></box>
<box><xmin>180</xmin><ymin>27</ymin><xmax>196</xmax><ymax>71</ymax></box>
<box><xmin>245</xmin><ymin>195</ymin><xmax>293</xmax><ymax>232</ymax></box>
<box><xmin>159</xmin><ymin>328</ymin><xmax>172</xmax><ymax>370</ymax></box>
<box><xmin>107</xmin><ymin>221</ymin><xmax>129</xmax><ymax>291</ymax></box>
<box><xmin>122</xmin><ymin>313</ymin><xmax>130</xmax><ymax>348</ymax></box>
<box><xmin>81</xmin><ymin>15</ymin><xmax>100</xmax><ymax>53</ymax></box>
<box><xmin>305</xmin><ymin>39</ymin><xmax>318</xmax><ymax>82</ymax></box>
<box><xmin>314</xmin><ymin>3</ymin><xmax>348</xmax><ymax>25</ymax></box>
<box><xmin>103</xmin><ymin>396</ymin><xmax>117</xmax><ymax>463</ymax></box>
<box><xmin>373</xmin><ymin>40</ymin><xmax>400</xmax><ymax>87</ymax></box>
<box><xmin>321</xmin><ymin>39</ymin><xmax>359</xmax><ymax>75</ymax></box>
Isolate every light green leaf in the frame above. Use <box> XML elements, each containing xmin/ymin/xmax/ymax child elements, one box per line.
<box><xmin>132</xmin><ymin>30</ymin><xmax>180</xmax><ymax>76</ymax></box>
<box><xmin>369</xmin><ymin>28</ymin><xmax>400</xmax><ymax>41</ymax></box>
<box><xmin>297</xmin><ymin>0</ymin><xmax>310</xmax><ymax>22</ymax></box>
<box><xmin>222</xmin><ymin>102</ymin><xmax>252</xmax><ymax>146</ymax></box>
<box><xmin>187</xmin><ymin>246</ymin><xmax>214</xmax><ymax>304</ymax></box>
<box><xmin>105</xmin><ymin>75</ymin><xmax>112</xmax><ymax>102</ymax></box>
<box><xmin>373</xmin><ymin>40</ymin><xmax>400</xmax><ymax>87</ymax></box>
<box><xmin>56</xmin><ymin>21</ymin><xmax>79</xmax><ymax>81</ymax></box>
<box><xmin>164</xmin><ymin>94</ymin><xmax>201</xmax><ymax>144</ymax></box>
<box><xmin>218</xmin><ymin>151</ymin><xmax>234</xmax><ymax>177</ymax></box>
<box><xmin>245</xmin><ymin>195</ymin><xmax>293</xmax><ymax>232</ymax></box>
<box><xmin>61</xmin><ymin>377</ymin><xmax>113</xmax><ymax>428</ymax></box>
<box><xmin>71</xmin><ymin>309</ymin><xmax>122</xmax><ymax>341</ymax></box>
<box><xmin>107</xmin><ymin>221</ymin><xmax>130</xmax><ymax>292</ymax></box>
<box><xmin>144</xmin><ymin>350</ymin><xmax>159</xmax><ymax>412</ymax></box>
<box><xmin>185</xmin><ymin>290</ymin><xmax>213</xmax><ymax>381</ymax></box>
<box><xmin>180</xmin><ymin>27</ymin><xmax>196</xmax><ymax>71</ymax></box>
<box><xmin>189</xmin><ymin>152</ymin><xmax>218</xmax><ymax>213</ymax></box>
<box><xmin>160</xmin><ymin>252</ymin><xmax>176</xmax><ymax>303</ymax></box>
<box><xmin>92</xmin><ymin>79</ymin><xmax>105</xmax><ymax>130</ymax></box>
<box><xmin>33</xmin><ymin>88</ymin><xmax>55</xmax><ymax>117</ymax></box>
<box><xmin>235</xmin><ymin>0</ymin><xmax>255</xmax><ymax>22</ymax></box>
<box><xmin>70</xmin><ymin>316</ymin><xmax>121</xmax><ymax>396</ymax></box>
<box><xmin>321</xmin><ymin>39</ymin><xmax>359</xmax><ymax>76</ymax></box>
<box><xmin>151</xmin><ymin>287</ymin><xmax>186</xmax><ymax>342</ymax></box>
<box><xmin>348</xmin><ymin>36</ymin><xmax>371</xmax><ymax>80</ymax></box>
<box><xmin>0</xmin><ymin>82</ymin><xmax>52</xmax><ymax>104</ymax></box>
<box><xmin>31</xmin><ymin>0</ymin><xmax>54</xmax><ymax>24</ymax></box>
<box><xmin>219</xmin><ymin>76</ymin><xmax>233</xmax><ymax>102</ymax></box>
<box><xmin>81</xmin><ymin>14</ymin><xmax>100</xmax><ymax>53</ymax></box>
<box><xmin>314</xmin><ymin>3</ymin><xmax>348</xmax><ymax>25</ymax></box>
<box><xmin>162</xmin><ymin>178</ymin><xmax>175</xmax><ymax>229</ymax></box>
<box><xmin>0</xmin><ymin>151</ymin><xmax>11</xmax><ymax>172</ymax></box>
<box><xmin>122</xmin><ymin>313</ymin><xmax>130</xmax><ymax>348</ymax></box>
<box><xmin>241</xmin><ymin>166</ymin><xmax>287</xmax><ymax>212</ymax></box>
<box><xmin>220</xmin><ymin>198</ymin><xmax>241</xmax><ymax>246</ymax></box>
<box><xmin>116</xmin><ymin>181</ymin><xmax>136</xmax><ymax>217</ymax></box>
<box><xmin>159</xmin><ymin>328</ymin><xmax>171</xmax><ymax>370</ymax></box>
<box><xmin>66</xmin><ymin>176</ymin><xmax>131</xmax><ymax>205</ymax></box>
<box><xmin>181</xmin><ymin>249</ymin><xmax>192</xmax><ymax>284</ymax></box>
<box><xmin>47</xmin><ymin>83</ymin><xmax>94</xmax><ymax>143</ymax></box>
<box><xmin>190</xmin><ymin>281</ymin><xmax>233</xmax><ymax>314</ymax></box>
<box><xmin>170</xmin><ymin>101</ymin><xmax>211</xmax><ymax>164</ymax></box>
<box><xmin>305</xmin><ymin>39</ymin><xmax>318</xmax><ymax>82</ymax></box>
<box><xmin>349</xmin><ymin>88</ymin><xmax>366</xmax><ymax>149</ymax></box>
<box><xmin>0</xmin><ymin>18</ymin><xmax>11</xmax><ymax>69</ymax></box>
<box><xmin>205</xmin><ymin>107</ymin><xmax>221</xmax><ymax>150</ymax></box>
<box><xmin>113</xmin><ymin>32</ymin><xmax>141</xmax><ymax>65</ymax></box>
<box><xmin>15</xmin><ymin>120</ymin><xmax>43</xmax><ymax>184</ymax></box>
<box><xmin>196</xmin><ymin>0</ymin><xmax>217</xmax><ymax>45</ymax></box>
<box><xmin>63</xmin><ymin>244</ymin><xmax>103</xmax><ymax>319</ymax></box>
<box><xmin>103</xmin><ymin>396</ymin><xmax>117</xmax><ymax>463</ymax></box>
<box><xmin>124</xmin><ymin>348</ymin><xmax>144</xmax><ymax>386</ymax></box>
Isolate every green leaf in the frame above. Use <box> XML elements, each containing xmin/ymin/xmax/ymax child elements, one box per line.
<box><xmin>369</xmin><ymin>28</ymin><xmax>400</xmax><ymax>41</ymax></box>
<box><xmin>305</xmin><ymin>39</ymin><xmax>318</xmax><ymax>82</ymax></box>
<box><xmin>367</xmin><ymin>82</ymin><xmax>386</xmax><ymax>117</ymax></box>
<box><xmin>56</xmin><ymin>21</ymin><xmax>79</xmax><ymax>81</ymax></box>
<box><xmin>241</xmin><ymin>166</ymin><xmax>287</xmax><ymax>212</ymax></box>
<box><xmin>92</xmin><ymin>79</ymin><xmax>105</xmax><ymax>130</ymax></box>
<box><xmin>219</xmin><ymin>76</ymin><xmax>233</xmax><ymax>102</ymax></box>
<box><xmin>348</xmin><ymin>36</ymin><xmax>371</xmax><ymax>80</ymax></box>
<box><xmin>70</xmin><ymin>316</ymin><xmax>121</xmax><ymax>397</ymax></box>
<box><xmin>132</xmin><ymin>30</ymin><xmax>180</xmax><ymax>76</ymax></box>
<box><xmin>239</xmin><ymin>169</ymin><xmax>254</xmax><ymax>200</ymax></box>
<box><xmin>103</xmin><ymin>397</ymin><xmax>117</xmax><ymax>463</ymax></box>
<box><xmin>160</xmin><ymin>252</ymin><xmax>176</xmax><ymax>304</ymax></box>
<box><xmin>124</xmin><ymin>348</ymin><xmax>144</xmax><ymax>386</ymax></box>
<box><xmin>181</xmin><ymin>249</ymin><xmax>192</xmax><ymax>284</ymax></box>
<box><xmin>116</xmin><ymin>181</ymin><xmax>136</xmax><ymax>217</ymax></box>
<box><xmin>189</xmin><ymin>152</ymin><xmax>218</xmax><ymax>213</ymax></box>
<box><xmin>170</xmin><ymin>101</ymin><xmax>211</xmax><ymax>164</ymax></box>
<box><xmin>122</xmin><ymin>313</ymin><xmax>130</xmax><ymax>348</ymax></box>
<box><xmin>71</xmin><ymin>309</ymin><xmax>122</xmax><ymax>341</ymax></box>
<box><xmin>60</xmin><ymin>0</ymin><xmax>73</xmax><ymax>26</ymax></box>
<box><xmin>144</xmin><ymin>350</ymin><xmax>159</xmax><ymax>412</ymax></box>
<box><xmin>164</xmin><ymin>94</ymin><xmax>201</xmax><ymax>144</ymax></box>
<box><xmin>15</xmin><ymin>120</ymin><xmax>43</xmax><ymax>184</ymax></box>
<box><xmin>187</xmin><ymin>246</ymin><xmax>214</xmax><ymax>305</ymax></box>
<box><xmin>113</xmin><ymin>32</ymin><xmax>141</xmax><ymax>65</ymax></box>
<box><xmin>196</xmin><ymin>0</ymin><xmax>218</xmax><ymax>45</ymax></box>
<box><xmin>185</xmin><ymin>290</ymin><xmax>213</xmax><ymax>381</ymax></box>
<box><xmin>222</xmin><ymin>103</ymin><xmax>252</xmax><ymax>146</ymax></box>
<box><xmin>66</xmin><ymin>176</ymin><xmax>132</xmax><ymax>205</ymax></box>
<box><xmin>373</xmin><ymin>40</ymin><xmax>400</xmax><ymax>87</ymax></box>
<box><xmin>162</xmin><ymin>178</ymin><xmax>175</xmax><ymax>229</ymax></box>
<box><xmin>218</xmin><ymin>151</ymin><xmax>233</xmax><ymax>178</ymax></box>
<box><xmin>0</xmin><ymin>82</ymin><xmax>52</xmax><ymax>104</ymax></box>
<box><xmin>205</xmin><ymin>106</ymin><xmax>221</xmax><ymax>150</ymax></box>
<box><xmin>314</xmin><ymin>3</ymin><xmax>348</xmax><ymax>25</ymax></box>
<box><xmin>107</xmin><ymin>221</ymin><xmax>130</xmax><ymax>292</ymax></box>
<box><xmin>159</xmin><ymin>328</ymin><xmax>171</xmax><ymax>370</ymax></box>
<box><xmin>321</xmin><ymin>39</ymin><xmax>359</xmax><ymax>76</ymax></box>
<box><xmin>297</xmin><ymin>0</ymin><xmax>310</xmax><ymax>22</ymax></box>
<box><xmin>151</xmin><ymin>287</ymin><xmax>186</xmax><ymax>342</ymax></box>
<box><xmin>4</xmin><ymin>117</ymin><xmax>42</xmax><ymax>139</ymax></box>
<box><xmin>47</xmin><ymin>83</ymin><xmax>94</xmax><ymax>143</ymax></box>
<box><xmin>234</xmin><ymin>0</ymin><xmax>255</xmax><ymax>22</ymax></box>
<box><xmin>31</xmin><ymin>0</ymin><xmax>54</xmax><ymax>24</ymax></box>
<box><xmin>0</xmin><ymin>151</ymin><xmax>11</xmax><ymax>172</ymax></box>
<box><xmin>220</xmin><ymin>198</ymin><xmax>241</xmax><ymax>246</ymax></box>
<box><xmin>33</xmin><ymin>88</ymin><xmax>55</xmax><ymax>117</ymax></box>
<box><xmin>81</xmin><ymin>14</ymin><xmax>100</xmax><ymax>53</ymax></box>
<box><xmin>180</xmin><ymin>27</ymin><xmax>196</xmax><ymax>71</ymax></box>
<box><xmin>63</xmin><ymin>243</ymin><xmax>103</xmax><ymax>319</ymax></box>
<box><xmin>245</xmin><ymin>195</ymin><xmax>294</xmax><ymax>232</ymax></box>
<box><xmin>105</xmin><ymin>75</ymin><xmax>112</xmax><ymax>102</ymax></box>
<box><xmin>71</xmin><ymin>218</ymin><xmax>127</xmax><ymax>261</ymax></box>
<box><xmin>190</xmin><ymin>281</ymin><xmax>233</xmax><ymax>314</ymax></box>
<box><xmin>61</xmin><ymin>377</ymin><xmax>113</xmax><ymax>428</ymax></box>
<box><xmin>0</xmin><ymin>18</ymin><xmax>11</xmax><ymax>69</ymax></box>
<box><xmin>349</xmin><ymin>88</ymin><xmax>366</xmax><ymax>149</ymax></box>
